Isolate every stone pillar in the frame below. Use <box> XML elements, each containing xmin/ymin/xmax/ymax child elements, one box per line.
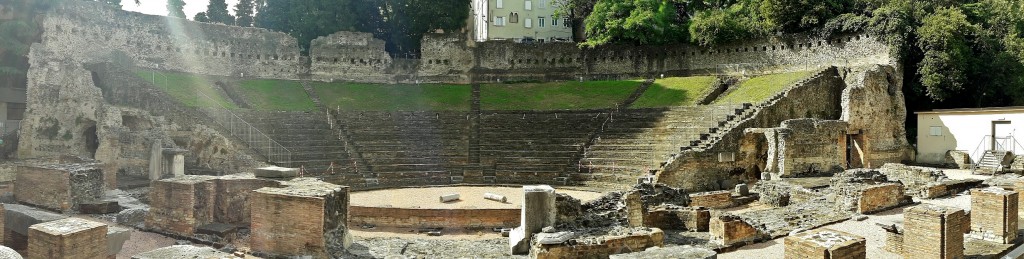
<box><xmin>624</xmin><ymin>191</ymin><xmax>644</xmax><ymax>227</ymax></box>
<box><xmin>784</xmin><ymin>229</ymin><xmax>866</xmax><ymax>259</ymax></box>
<box><xmin>250</xmin><ymin>178</ymin><xmax>350</xmax><ymax>258</ymax></box>
<box><xmin>903</xmin><ymin>204</ymin><xmax>966</xmax><ymax>259</ymax></box>
<box><xmin>171</xmin><ymin>154</ymin><xmax>185</xmax><ymax>177</ymax></box>
<box><xmin>968</xmin><ymin>187</ymin><xmax>1018</xmax><ymax>244</ymax></box>
<box><xmin>148</xmin><ymin>140</ymin><xmax>162</xmax><ymax>181</ymax></box>
<box><xmin>28</xmin><ymin>218</ymin><xmax>107</xmax><ymax>259</ymax></box>
<box><xmin>509</xmin><ymin>185</ymin><xmax>556</xmax><ymax>255</ymax></box>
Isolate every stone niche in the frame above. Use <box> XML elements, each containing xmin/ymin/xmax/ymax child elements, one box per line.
<box><xmin>15</xmin><ymin>163</ymin><xmax>103</xmax><ymax>213</ymax></box>
<box><xmin>250</xmin><ymin>178</ymin><xmax>351</xmax><ymax>258</ymax></box>
<box><xmin>145</xmin><ymin>174</ymin><xmax>279</xmax><ymax>236</ymax></box>
<box><xmin>28</xmin><ymin>217</ymin><xmax>108</xmax><ymax>259</ymax></box>
<box><xmin>710</xmin><ymin>215</ymin><xmax>762</xmax><ymax>246</ymax></box>
<box><xmin>784</xmin><ymin>229</ymin><xmax>866</xmax><ymax>259</ymax></box>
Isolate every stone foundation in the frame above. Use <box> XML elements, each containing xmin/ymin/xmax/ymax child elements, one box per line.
<box><xmin>145</xmin><ymin>174</ymin><xmax>279</xmax><ymax>236</ymax></box>
<box><xmin>784</xmin><ymin>229</ymin><xmax>865</xmax><ymax>259</ymax></box>
<box><xmin>903</xmin><ymin>204</ymin><xmax>966</xmax><ymax>259</ymax></box>
<box><xmin>348</xmin><ymin>206</ymin><xmax>518</xmax><ymax>229</ymax></box>
<box><xmin>531</xmin><ymin>228</ymin><xmax>664</xmax><ymax>259</ymax></box>
<box><xmin>2</xmin><ymin>204</ymin><xmax>67</xmax><ymax>250</ymax></box>
<box><xmin>856</xmin><ymin>183</ymin><xmax>906</xmax><ymax>214</ymax></box>
<box><xmin>967</xmin><ymin>187</ymin><xmax>1018</xmax><ymax>244</ymax></box>
<box><xmin>28</xmin><ymin>218</ymin><xmax>107</xmax><ymax>259</ymax></box>
<box><xmin>644</xmin><ymin>205</ymin><xmax>710</xmax><ymax>231</ymax></box>
<box><xmin>250</xmin><ymin>178</ymin><xmax>350</xmax><ymax>258</ymax></box>
<box><xmin>15</xmin><ymin>164</ymin><xmax>103</xmax><ymax>212</ymax></box>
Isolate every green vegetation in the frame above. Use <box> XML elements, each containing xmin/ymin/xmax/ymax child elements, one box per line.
<box><xmin>238</xmin><ymin>79</ymin><xmax>316</xmax><ymax>111</ymax></box>
<box><xmin>715</xmin><ymin>71</ymin><xmax>814</xmax><ymax>104</ymax></box>
<box><xmin>631</xmin><ymin>76</ymin><xmax>719</xmax><ymax>108</ymax></box>
<box><xmin>134</xmin><ymin>70</ymin><xmax>237</xmax><ymax>108</ymax></box>
<box><xmin>481</xmin><ymin>80</ymin><xmax>641</xmax><ymax>110</ymax></box>
<box><xmin>313</xmin><ymin>83</ymin><xmax>471</xmax><ymax>111</ymax></box>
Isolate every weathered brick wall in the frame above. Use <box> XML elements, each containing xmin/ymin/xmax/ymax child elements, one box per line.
<box><xmin>884</xmin><ymin>231</ymin><xmax>903</xmax><ymax>255</ymax></box>
<box><xmin>968</xmin><ymin>187</ymin><xmax>1018</xmax><ymax>244</ymax></box>
<box><xmin>15</xmin><ymin>164</ymin><xmax>103</xmax><ymax>212</ymax></box>
<box><xmin>531</xmin><ymin>228</ymin><xmax>664</xmax><ymax>259</ymax></box>
<box><xmin>250</xmin><ymin>178</ymin><xmax>349</xmax><ymax>258</ymax></box>
<box><xmin>28</xmin><ymin>218</ymin><xmax>107</xmax><ymax>259</ymax></box>
<box><xmin>644</xmin><ymin>205</ymin><xmax>710</xmax><ymax>231</ymax></box>
<box><xmin>689</xmin><ymin>191</ymin><xmax>733</xmax><ymax>209</ymax></box>
<box><xmin>211</xmin><ymin>176</ymin><xmax>280</xmax><ymax>225</ymax></box>
<box><xmin>857</xmin><ymin>183</ymin><xmax>905</xmax><ymax>214</ymax></box>
<box><xmin>348</xmin><ymin>206</ymin><xmax>518</xmax><ymax>228</ymax></box>
<box><xmin>784</xmin><ymin>229</ymin><xmax>865</xmax><ymax>259</ymax></box>
<box><xmin>756</xmin><ymin>119</ymin><xmax>848</xmax><ymax>177</ymax></box>
<box><xmin>710</xmin><ymin>215</ymin><xmax>762</xmax><ymax>246</ymax></box>
<box><xmin>145</xmin><ymin>176</ymin><xmax>214</xmax><ymax>235</ymax></box>
<box><xmin>903</xmin><ymin>204</ymin><xmax>966</xmax><ymax>259</ymax></box>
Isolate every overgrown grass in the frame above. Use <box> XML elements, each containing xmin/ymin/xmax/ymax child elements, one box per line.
<box><xmin>313</xmin><ymin>83</ymin><xmax>472</xmax><ymax>111</ymax></box>
<box><xmin>480</xmin><ymin>80</ymin><xmax>641</xmax><ymax>110</ymax></box>
<box><xmin>714</xmin><ymin>71</ymin><xmax>815</xmax><ymax>104</ymax></box>
<box><xmin>631</xmin><ymin>76</ymin><xmax>718</xmax><ymax>108</ymax></box>
<box><xmin>134</xmin><ymin>70</ymin><xmax>237</xmax><ymax>108</ymax></box>
<box><xmin>238</xmin><ymin>79</ymin><xmax>316</xmax><ymax>111</ymax></box>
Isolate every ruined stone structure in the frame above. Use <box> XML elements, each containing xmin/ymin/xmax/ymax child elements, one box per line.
<box><xmin>745</xmin><ymin>119</ymin><xmax>849</xmax><ymax>178</ymax></box>
<box><xmin>27</xmin><ymin>218</ymin><xmax>107</xmax><ymax>259</ymax></box>
<box><xmin>145</xmin><ymin>174</ymin><xmax>278</xmax><ymax>236</ymax></box>
<box><xmin>15</xmin><ymin>163</ymin><xmax>103</xmax><ymax>213</ymax></box>
<box><xmin>903</xmin><ymin>204</ymin><xmax>967</xmax><ymax>259</ymax></box>
<box><xmin>968</xmin><ymin>187</ymin><xmax>1018</xmax><ymax>244</ymax></box>
<box><xmin>250</xmin><ymin>178</ymin><xmax>351</xmax><ymax>258</ymax></box>
<box><xmin>784</xmin><ymin>229</ymin><xmax>866</xmax><ymax>259</ymax></box>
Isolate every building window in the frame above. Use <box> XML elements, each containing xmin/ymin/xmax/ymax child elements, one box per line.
<box><xmin>538</xmin><ymin>17</ymin><xmax>545</xmax><ymax>27</ymax></box>
<box><xmin>496</xmin><ymin>0</ymin><xmax>503</xmax><ymax>9</ymax></box>
<box><xmin>563</xmin><ymin>18</ymin><xmax>570</xmax><ymax>27</ymax></box>
<box><xmin>525</xmin><ymin>0</ymin><xmax>532</xmax><ymax>10</ymax></box>
<box><xmin>510</xmin><ymin>12</ymin><xmax>519</xmax><ymax>23</ymax></box>
<box><xmin>538</xmin><ymin>0</ymin><xmax>547</xmax><ymax>8</ymax></box>
<box><xmin>552</xmin><ymin>17</ymin><xmax>558</xmax><ymax>26</ymax></box>
<box><xmin>525</xmin><ymin>18</ymin><xmax>532</xmax><ymax>28</ymax></box>
<box><xmin>930</xmin><ymin>126</ymin><xmax>942</xmax><ymax>136</ymax></box>
<box><xmin>495</xmin><ymin>16</ymin><xmax>506</xmax><ymax>26</ymax></box>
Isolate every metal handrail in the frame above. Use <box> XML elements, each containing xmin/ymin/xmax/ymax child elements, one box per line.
<box><xmin>969</xmin><ymin>135</ymin><xmax>1024</xmax><ymax>173</ymax></box>
<box><xmin>195</xmin><ymin>90</ymin><xmax>292</xmax><ymax>165</ymax></box>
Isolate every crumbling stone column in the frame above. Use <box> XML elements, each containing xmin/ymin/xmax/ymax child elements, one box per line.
<box><xmin>903</xmin><ymin>204</ymin><xmax>966</xmax><ymax>259</ymax></box>
<box><xmin>250</xmin><ymin>178</ymin><xmax>351</xmax><ymax>258</ymax></box>
<box><xmin>148</xmin><ymin>140</ymin><xmax>162</xmax><ymax>181</ymax></box>
<box><xmin>162</xmin><ymin>148</ymin><xmax>187</xmax><ymax>177</ymax></box>
<box><xmin>968</xmin><ymin>187</ymin><xmax>1018</xmax><ymax>244</ymax></box>
<box><xmin>509</xmin><ymin>185</ymin><xmax>556</xmax><ymax>255</ymax></box>
<box><xmin>624</xmin><ymin>191</ymin><xmax>643</xmax><ymax>227</ymax></box>
<box><xmin>28</xmin><ymin>218</ymin><xmax>107</xmax><ymax>259</ymax></box>
<box><xmin>784</xmin><ymin>229</ymin><xmax>866</xmax><ymax>259</ymax></box>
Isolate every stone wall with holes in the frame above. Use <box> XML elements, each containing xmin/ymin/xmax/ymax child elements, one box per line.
<box><xmin>749</xmin><ymin>118</ymin><xmax>849</xmax><ymax>178</ymax></box>
<box><xmin>309</xmin><ymin>31</ymin><xmax>393</xmax><ymax>83</ymax></box>
<box><xmin>40</xmin><ymin>1</ymin><xmax>304</xmax><ymax>79</ymax></box>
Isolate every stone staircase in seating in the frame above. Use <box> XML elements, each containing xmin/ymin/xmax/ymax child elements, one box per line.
<box><xmin>479</xmin><ymin>111</ymin><xmax>607</xmax><ymax>185</ymax></box>
<box><xmin>232</xmin><ymin>110</ymin><xmax>358</xmax><ymax>177</ymax></box>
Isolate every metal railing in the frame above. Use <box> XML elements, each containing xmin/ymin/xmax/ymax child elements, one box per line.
<box><xmin>969</xmin><ymin>135</ymin><xmax>1024</xmax><ymax>172</ymax></box>
<box><xmin>0</xmin><ymin>120</ymin><xmax>20</xmax><ymax>135</ymax></box>
<box><xmin>195</xmin><ymin>90</ymin><xmax>292</xmax><ymax>165</ymax></box>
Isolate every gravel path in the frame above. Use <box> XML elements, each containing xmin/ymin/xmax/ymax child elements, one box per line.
<box><xmin>346</xmin><ymin>237</ymin><xmax>526</xmax><ymax>258</ymax></box>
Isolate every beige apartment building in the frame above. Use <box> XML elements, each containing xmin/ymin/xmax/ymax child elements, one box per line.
<box><xmin>472</xmin><ymin>0</ymin><xmax>573</xmax><ymax>42</ymax></box>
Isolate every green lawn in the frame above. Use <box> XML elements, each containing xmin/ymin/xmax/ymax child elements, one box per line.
<box><xmin>135</xmin><ymin>70</ymin><xmax>237</xmax><ymax>108</ymax></box>
<box><xmin>714</xmin><ymin>71</ymin><xmax>815</xmax><ymax>104</ymax></box>
<box><xmin>480</xmin><ymin>80</ymin><xmax>641</xmax><ymax>110</ymax></box>
<box><xmin>238</xmin><ymin>79</ymin><xmax>316</xmax><ymax>111</ymax></box>
<box><xmin>313</xmin><ymin>82</ymin><xmax>472</xmax><ymax>111</ymax></box>
<box><xmin>631</xmin><ymin>76</ymin><xmax>718</xmax><ymax>108</ymax></box>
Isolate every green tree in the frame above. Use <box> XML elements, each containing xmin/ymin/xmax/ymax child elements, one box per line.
<box><xmin>194</xmin><ymin>12</ymin><xmax>209</xmax><ymax>22</ymax></box>
<box><xmin>582</xmin><ymin>0</ymin><xmax>687</xmax><ymax>47</ymax></box>
<box><xmin>167</xmin><ymin>0</ymin><xmax>186</xmax><ymax>18</ymax></box>
<box><xmin>759</xmin><ymin>0</ymin><xmax>853</xmax><ymax>32</ymax></box>
<box><xmin>688</xmin><ymin>2</ymin><xmax>766</xmax><ymax>46</ymax></box>
<box><xmin>205</xmin><ymin>0</ymin><xmax>235</xmax><ymax>25</ymax></box>
<box><xmin>916</xmin><ymin>7</ymin><xmax>977</xmax><ymax>102</ymax></box>
<box><xmin>235</xmin><ymin>0</ymin><xmax>255</xmax><ymax>27</ymax></box>
<box><xmin>255</xmin><ymin>0</ymin><xmax>357</xmax><ymax>53</ymax></box>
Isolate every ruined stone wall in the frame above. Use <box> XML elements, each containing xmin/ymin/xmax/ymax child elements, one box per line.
<box><xmin>309</xmin><ymin>31</ymin><xmax>393</xmax><ymax>83</ymax></box>
<box><xmin>841</xmin><ymin>65</ymin><xmax>912</xmax><ymax>167</ymax></box>
<box><xmin>757</xmin><ymin>119</ymin><xmax>849</xmax><ymax>177</ymax></box>
<box><xmin>657</xmin><ymin>68</ymin><xmax>845</xmax><ymax>191</ymax></box>
<box><xmin>348</xmin><ymin>206</ymin><xmax>518</xmax><ymax>228</ymax></box>
<box><xmin>39</xmin><ymin>0</ymin><xmax>304</xmax><ymax>79</ymax></box>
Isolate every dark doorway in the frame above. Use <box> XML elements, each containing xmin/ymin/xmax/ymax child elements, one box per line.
<box><xmin>992</xmin><ymin>120</ymin><xmax>1012</xmax><ymax>151</ymax></box>
<box><xmin>84</xmin><ymin>125</ymin><xmax>99</xmax><ymax>158</ymax></box>
<box><xmin>847</xmin><ymin>134</ymin><xmax>864</xmax><ymax>169</ymax></box>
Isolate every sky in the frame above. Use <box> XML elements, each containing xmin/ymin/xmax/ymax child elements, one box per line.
<box><xmin>120</xmin><ymin>0</ymin><xmax>240</xmax><ymax>20</ymax></box>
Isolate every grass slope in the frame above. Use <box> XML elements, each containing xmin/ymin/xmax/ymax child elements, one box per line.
<box><xmin>631</xmin><ymin>76</ymin><xmax>718</xmax><ymax>108</ymax></box>
<box><xmin>238</xmin><ymin>79</ymin><xmax>316</xmax><ymax>111</ymax></box>
<box><xmin>135</xmin><ymin>70</ymin><xmax>237</xmax><ymax>108</ymax></box>
<box><xmin>714</xmin><ymin>71</ymin><xmax>814</xmax><ymax>104</ymax></box>
<box><xmin>480</xmin><ymin>80</ymin><xmax>641</xmax><ymax>110</ymax></box>
<box><xmin>313</xmin><ymin>83</ymin><xmax>472</xmax><ymax>111</ymax></box>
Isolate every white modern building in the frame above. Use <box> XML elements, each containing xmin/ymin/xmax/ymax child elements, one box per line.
<box><xmin>916</xmin><ymin>107</ymin><xmax>1024</xmax><ymax>165</ymax></box>
<box><xmin>471</xmin><ymin>0</ymin><xmax>573</xmax><ymax>42</ymax></box>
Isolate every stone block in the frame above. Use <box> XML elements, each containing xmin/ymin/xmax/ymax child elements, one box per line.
<box><xmin>28</xmin><ymin>218</ymin><xmax>107</xmax><ymax>259</ymax></box>
<box><xmin>250</xmin><ymin>178</ymin><xmax>350</xmax><ymax>258</ymax></box>
<box><xmin>968</xmin><ymin>187</ymin><xmax>1018</xmax><ymax>244</ymax></box>
<box><xmin>4</xmin><ymin>204</ymin><xmax>67</xmax><ymax>236</ymax></box>
<box><xmin>857</xmin><ymin>183</ymin><xmax>906</xmax><ymax>214</ymax></box>
<box><xmin>15</xmin><ymin>164</ymin><xmax>104</xmax><ymax>212</ymax></box>
<box><xmin>532</xmin><ymin>228</ymin><xmax>664</xmax><ymax>259</ymax></box>
<box><xmin>609</xmin><ymin>245</ymin><xmax>716</xmax><ymax>259</ymax></box>
<box><xmin>903</xmin><ymin>204</ymin><xmax>966</xmax><ymax>259</ymax></box>
<box><xmin>644</xmin><ymin>205</ymin><xmax>710</xmax><ymax>231</ymax></box>
<box><xmin>131</xmin><ymin>245</ymin><xmax>233</xmax><ymax>259</ymax></box>
<box><xmin>79</xmin><ymin>200</ymin><xmax>121</xmax><ymax>214</ymax></box>
<box><xmin>624</xmin><ymin>191</ymin><xmax>644</xmax><ymax>227</ymax></box>
<box><xmin>196</xmin><ymin>223</ymin><xmax>237</xmax><ymax>238</ymax></box>
<box><xmin>509</xmin><ymin>185</ymin><xmax>556</xmax><ymax>255</ymax></box>
<box><xmin>145</xmin><ymin>175</ymin><xmax>216</xmax><ymax>236</ymax></box>
<box><xmin>784</xmin><ymin>229</ymin><xmax>866</xmax><ymax>259</ymax></box>
<box><xmin>107</xmin><ymin>226</ymin><xmax>131</xmax><ymax>256</ymax></box>
<box><xmin>116</xmin><ymin>208</ymin><xmax>147</xmax><ymax>228</ymax></box>
<box><xmin>253</xmin><ymin>166</ymin><xmax>299</xmax><ymax>178</ymax></box>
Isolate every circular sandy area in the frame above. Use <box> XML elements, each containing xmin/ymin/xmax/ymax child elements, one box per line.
<box><xmin>351</xmin><ymin>186</ymin><xmax>604</xmax><ymax>209</ymax></box>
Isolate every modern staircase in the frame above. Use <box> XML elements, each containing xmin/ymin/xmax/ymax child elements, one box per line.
<box><xmin>975</xmin><ymin>150</ymin><xmax>1009</xmax><ymax>174</ymax></box>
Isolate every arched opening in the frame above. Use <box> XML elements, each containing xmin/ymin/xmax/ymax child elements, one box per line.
<box><xmin>84</xmin><ymin>125</ymin><xmax>99</xmax><ymax>159</ymax></box>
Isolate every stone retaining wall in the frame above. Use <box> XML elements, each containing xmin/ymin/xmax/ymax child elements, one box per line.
<box><xmin>348</xmin><ymin>206</ymin><xmax>518</xmax><ymax>229</ymax></box>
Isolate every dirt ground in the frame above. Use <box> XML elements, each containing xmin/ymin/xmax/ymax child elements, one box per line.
<box><xmin>350</xmin><ymin>186</ymin><xmax>603</xmax><ymax>209</ymax></box>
